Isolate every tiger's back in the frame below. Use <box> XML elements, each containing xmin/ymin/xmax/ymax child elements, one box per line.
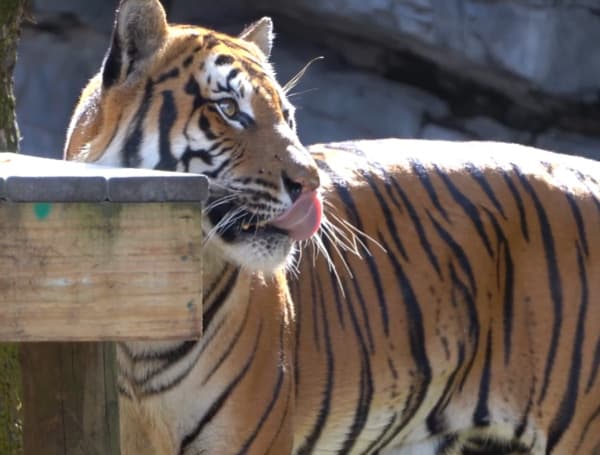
<box><xmin>291</xmin><ymin>139</ymin><xmax>600</xmax><ymax>454</ymax></box>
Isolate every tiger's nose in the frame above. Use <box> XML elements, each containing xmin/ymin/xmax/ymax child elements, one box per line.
<box><xmin>282</xmin><ymin>164</ymin><xmax>320</xmax><ymax>202</ymax></box>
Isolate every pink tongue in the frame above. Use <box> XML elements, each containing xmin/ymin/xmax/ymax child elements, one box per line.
<box><xmin>271</xmin><ymin>191</ymin><xmax>323</xmax><ymax>241</ymax></box>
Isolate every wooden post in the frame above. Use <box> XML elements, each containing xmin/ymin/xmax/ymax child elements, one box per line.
<box><xmin>19</xmin><ymin>343</ymin><xmax>120</xmax><ymax>455</ymax></box>
<box><xmin>0</xmin><ymin>153</ymin><xmax>208</xmax><ymax>454</ymax></box>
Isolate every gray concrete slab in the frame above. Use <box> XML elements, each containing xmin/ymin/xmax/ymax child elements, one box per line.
<box><xmin>0</xmin><ymin>153</ymin><xmax>209</xmax><ymax>203</ymax></box>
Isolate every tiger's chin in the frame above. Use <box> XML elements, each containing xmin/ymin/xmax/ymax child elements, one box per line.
<box><xmin>204</xmin><ymin>228</ymin><xmax>296</xmax><ymax>273</ymax></box>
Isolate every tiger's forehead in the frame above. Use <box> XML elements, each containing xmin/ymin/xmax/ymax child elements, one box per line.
<box><xmin>155</xmin><ymin>26</ymin><xmax>284</xmax><ymax>111</ymax></box>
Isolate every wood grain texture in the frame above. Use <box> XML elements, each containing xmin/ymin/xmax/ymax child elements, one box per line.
<box><xmin>0</xmin><ymin>201</ymin><xmax>203</xmax><ymax>341</ymax></box>
<box><xmin>20</xmin><ymin>342</ymin><xmax>120</xmax><ymax>455</ymax></box>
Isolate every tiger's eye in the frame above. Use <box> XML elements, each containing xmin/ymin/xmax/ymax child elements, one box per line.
<box><xmin>218</xmin><ymin>98</ymin><xmax>239</xmax><ymax>118</ymax></box>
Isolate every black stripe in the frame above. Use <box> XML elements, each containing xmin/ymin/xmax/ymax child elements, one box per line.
<box><xmin>426</xmin><ymin>342</ymin><xmax>465</xmax><ymax>435</ymax></box>
<box><xmin>360</xmin><ymin>170</ymin><xmax>408</xmax><ymax>260</ymax></box>
<box><xmin>201</xmin><ymin>299</ymin><xmax>252</xmax><ymax>385</ymax></box>
<box><xmin>203</xmin><ymin>263</ymin><xmax>232</xmax><ymax>300</ymax></box>
<box><xmin>132</xmin><ymin>302</ymin><xmax>231</xmax><ymax>396</ymax></box>
<box><xmin>410</xmin><ymin>159</ymin><xmax>450</xmax><ymax>222</ymax></box>
<box><xmin>183</xmin><ymin>55</ymin><xmax>194</xmax><ymax>68</ymax></box>
<box><xmin>428</xmin><ymin>212</ymin><xmax>477</xmax><ymax>297</ymax></box>
<box><xmin>501</xmin><ymin>170</ymin><xmax>530</xmax><ymax>242</ymax></box>
<box><xmin>204</xmin><ymin>157</ymin><xmax>232</xmax><ymax>180</ymax></box>
<box><xmin>215</xmin><ymin>54</ymin><xmax>234</xmax><ymax>65</ymax></box>
<box><xmin>326</xmin><ymin>174</ymin><xmax>380</xmax><ymax>345</ymax></box>
<box><xmin>546</xmin><ymin>242</ymin><xmax>588</xmax><ymax>452</ymax></box>
<box><xmin>131</xmin><ymin>340</ymin><xmax>198</xmax><ymax>363</ymax></box>
<box><xmin>155</xmin><ymin>67</ymin><xmax>180</xmax><ymax>84</ymax></box>
<box><xmin>586</xmin><ymin>338</ymin><xmax>600</xmax><ymax>394</ymax></box>
<box><xmin>484</xmin><ymin>208</ymin><xmax>515</xmax><ymax>365</ymax></box>
<box><xmin>235</xmin><ymin>322</ymin><xmax>288</xmax><ymax>455</ymax></box>
<box><xmin>466</xmin><ymin>163</ymin><xmax>506</xmax><ymax>219</ymax></box>
<box><xmin>435</xmin><ymin>165</ymin><xmax>494</xmax><ymax>257</ymax></box>
<box><xmin>575</xmin><ymin>402</ymin><xmax>600</xmax><ymax>452</ymax></box>
<box><xmin>122</xmin><ymin>79</ymin><xmax>154</xmax><ymax>168</ymax></box>
<box><xmin>389</xmin><ymin>174</ymin><xmax>442</xmax><ymax>278</ymax></box>
<box><xmin>358</xmin><ymin>414</ymin><xmax>397</xmax><ymax>455</ymax></box>
<box><xmin>319</xmin><ymin>235</ymin><xmax>346</xmax><ymax>328</ymax></box>
<box><xmin>342</xmin><ymin>255</ymin><xmax>376</xmax><ymax>353</ymax></box>
<box><xmin>369</xmin><ymin>235</ymin><xmax>432</xmax><ymax>451</ymax></box>
<box><xmin>565</xmin><ymin>193</ymin><xmax>589</xmax><ymax>257</ymax></box>
<box><xmin>516</xmin><ymin>167</ymin><xmax>563</xmax><ymax>404</ymax></box>
<box><xmin>184</xmin><ymin>74</ymin><xmax>210</xmax><ymax>110</ymax></box>
<box><xmin>227</xmin><ymin>68</ymin><xmax>240</xmax><ymax>85</ymax></box>
<box><xmin>102</xmin><ymin>31</ymin><xmax>123</xmax><ymax>88</ymax></box>
<box><xmin>473</xmin><ymin>329</ymin><xmax>493</xmax><ymax>427</ymax></box>
<box><xmin>199</xmin><ymin>112</ymin><xmax>217</xmax><ymax>140</ymax></box>
<box><xmin>263</xmin><ymin>384</ymin><xmax>292</xmax><ymax>454</ymax></box>
<box><xmin>436</xmin><ymin>434</ymin><xmax>459</xmax><ymax>454</ymax></box>
<box><xmin>139</xmin><ymin>315</ymin><xmax>230</xmax><ymax>396</ymax></box>
<box><xmin>514</xmin><ymin>382</ymin><xmax>534</xmax><ymax>439</ymax></box>
<box><xmin>179</xmin><ymin>322</ymin><xmax>263</xmax><ymax>454</ymax></box>
<box><xmin>185</xmin><ymin>141</ymin><xmax>228</xmax><ymax>171</ymax></box>
<box><xmin>154</xmin><ymin>90</ymin><xmax>179</xmax><ymax>171</ymax></box>
<box><xmin>203</xmin><ymin>267</ymin><xmax>240</xmax><ymax>332</ymax></box>
<box><xmin>448</xmin><ymin>262</ymin><xmax>481</xmax><ymax>394</ymax></box>
<box><xmin>296</xmin><ymin>273</ymin><xmax>335</xmax><ymax>455</ymax></box>
<box><xmin>311</xmin><ymin>263</ymin><xmax>321</xmax><ymax>352</ymax></box>
<box><xmin>335</xmin><ymin>275</ymin><xmax>373</xmax><ymax>455</ymax></box>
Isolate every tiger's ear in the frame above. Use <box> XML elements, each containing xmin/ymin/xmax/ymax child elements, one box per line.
<box><xmin>102</xmin><ymin>0</ymin><xmax>168</xmax><ymax>88</ymax></box>
<box><xmin>239</xmin><ymin>17</ymin><xmax>274</xmax><ymax>59</ymax></box>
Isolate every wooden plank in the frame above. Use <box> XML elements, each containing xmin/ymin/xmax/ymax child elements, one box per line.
<box><xmin>20</xmin><ymin>342</ymin><xmax>120</xmax><ymax>455</ymax></box>
<box><xmin>0</xmin><ymin>202</ymin><xmax>203</xmax><ymax>341</ymax></box>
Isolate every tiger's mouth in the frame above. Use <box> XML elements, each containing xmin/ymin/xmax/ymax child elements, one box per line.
<box><xmin>206</xmin><ymin>191</ymin><xmax>322</xmax><ymax>243</ymax></box>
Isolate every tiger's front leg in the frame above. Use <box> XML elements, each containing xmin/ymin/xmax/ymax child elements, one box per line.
<box><xmin>119</xmin><ymin>364</ymin><xmax>296</xmax><ymax>455</ymax></box>
<box><xmin>116</xmin><ymin>272</ymin><xmax>297</xmax><ymax>455</ymax></box>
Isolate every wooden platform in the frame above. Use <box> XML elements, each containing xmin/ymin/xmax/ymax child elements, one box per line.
<box><xmin>0</xmin><ymin>153</ymin><xmax>208</xmax><ymax>341</ymax></box>
<box><xmin>0</xmin><ymin>153</ymin><xmax>209</xmax><ymax>454</ymax></box>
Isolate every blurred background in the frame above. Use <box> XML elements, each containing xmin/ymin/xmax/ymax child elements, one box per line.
<box><xmin>15</xmin><ymin>0</ymin><xmax>600</xmax><ymax>160</ymax></box>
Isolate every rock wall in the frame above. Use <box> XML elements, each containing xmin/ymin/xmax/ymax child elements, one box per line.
<box><xmin>15</xmin><ymin>0</ymin><xmax>600</xmax><ymax>160</ymax></box>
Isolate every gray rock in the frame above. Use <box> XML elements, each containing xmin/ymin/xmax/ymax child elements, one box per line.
<box><xmin>463</xmin><ymin>117</ymin><xmax>532</xmax><ymax>144</ymax></box>
<box><xmin>30</xmin><ymin>0</ymin><xmax>116</xmax><ymax>34</ymax></box>
<box><xmin>420</xmin><ymin>124</ymin><xmax>472</xmax><ymax>142</ymax></box>
<box><xmin>277</xmin><ymin>56</ymin><xmax>449</xmax><ymax>143</ymax></box>
<box><xmin>252</xmin><ymin>0</ymin><xmax>600</xmax><ymax>100</ymax></box>
<box><xmin>535</xmin><ymin>129</ymin><xmax>600</xmax><ymax>160</ymax></box>
<box><xmin>15</xmin><ymin>26</ymin><xmax>109</xmax><ymax>158</ymax></box>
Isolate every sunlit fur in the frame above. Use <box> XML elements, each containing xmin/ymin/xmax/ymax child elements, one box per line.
<box><xmin>64</xmin><ymin>1</ymin><xmax>600</xmax><ymax>454</ymax></box>
<box><xmin>291</xmin><ymin>139</ymin><xmax>600</xmax><ymax>454</ymax></box>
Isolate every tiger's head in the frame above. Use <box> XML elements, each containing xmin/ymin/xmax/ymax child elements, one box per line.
<box><xmin>64</xmin><ymin>0</ymin><xmax>322</xmax><ymax>272</ymax></box>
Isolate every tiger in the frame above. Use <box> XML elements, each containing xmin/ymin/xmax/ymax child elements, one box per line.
<box><xmin>63</xmin><ymin>0</ymin><xmax>600</xmax><ymax>454</ymax></box>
